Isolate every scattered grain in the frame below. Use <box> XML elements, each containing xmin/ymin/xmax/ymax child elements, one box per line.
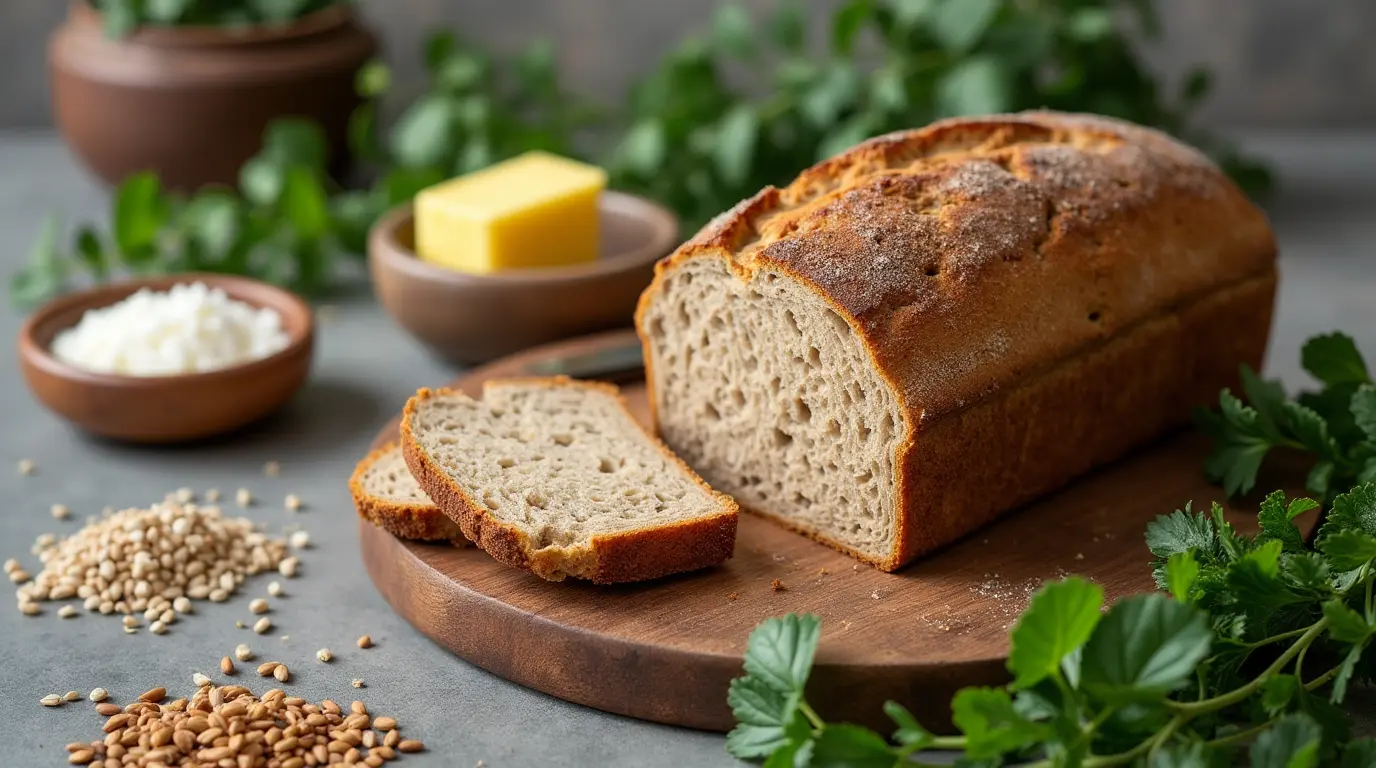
<box><xmin>288</xmin><ymin>530</ymin><xmax>311</xmax><ymax>549</ymax></box>
<box><xmin>373</xmin><ymin>716</ymin><xmax>397</xmax><ymax>731</ymax></box>
<box><xmin>50</xmin><ymin>503</ymin><xmax>71</xmax><ymax>520</ymax></box>
<box><xmin>9</xmin><ymin>569</ymin><xmax>30</xmax><ymax>584</ymax></box>
<box><xmin>285</xmin><ymin>494</ymin><xmax>304</xmax><ymax>512</ymax></box>
<box><xmin>316</xmin><ymin>648</ymin><xmax>333</xmax><ymax>663</ymax></box>
<box><xmin>58</xmin><ymin>604</ymin><xmax>78</xmax><ymax>618</ymax></box>
<box><xmin>234</xmin><ymin>643</ymin><xmax>253</xmax><ymax>661</ymax></box>
<box><xmin>68</xmin><ymin>749</ymin><xmax>93</xmax><ymax>765</ymax></box>
<box><xmin>64</xmin><ymin>690</ymin><xmax>81</xmax><ymax>701</ymax></box>
<box><xmin>254</xmin><ymin>617</ymin><xmax>272</xmax><ymax>634</ymax></box>
<box><xmin>88</xmin><ymin>687</ymin><xmax>108</xmax><ymax>702</ymax></box>
<box><xmin>220</xmin><ymin>656</ymin><xmax>235</xmax><ymax>675</ymax></box>
<box><xmin>257</xmin><ymin>662</ymin><xmax>281</xmax><ymax>677</ymax></box>
<box><xmin>770</xmin><ymin>579</ymin><xmax>786</xmax><ymax>592</ymax></box>
<box><xmin>249</xmin><ymin>598</ymin><xmax>270</xmax><ymax>614</ymax></box>
<box><xmin>726</xmin><ymin>592</ymin><xmax>739</xmax><ymax>600</ymax></box>
<box><xmin>17</xmin><ymin>459</ymin><xmax>35</xmax><ymax>476</ymax></box>
<box><xmin>139</xmin><ymin>687</ymin><xmax>166</xmax><ymax>703</ymax></box>
<box><xmin>351</xmin><ymin>679</ymin><xmax>364</xmax><ymax>689</ymax></box>
<box><xmin>95</xmin><ymin>702</ymin><xmax>120</xmax><ymax>716</ymax></box>
<box><xmin>383</xmin><ymin>729</ymin><xmax>398</xmax><ymax>748</ymax></box>
<box><xmin>204</xmin><ymin>488</ymin><xmax>221</xmax><ymax>503</ymax></box>
<box><xmin>150</xmin><ymin>620</ymin><xmax>167</xmax><ymax>634</ymax></box>
<box><xmin>235</xmin><ymin>619</ymin><xmax>246</xmax><ymax>628</ymax></box>
<box><xmin>2</xmin><ymin>558</ymin><xmax>18</xmax><ymax>574</ymax></box>
<box><xmin>279</xmin><ymin>557</ymin><xmax>300</xmax><ymax>578</ymax></box>
<box><xmin>267</xmin><ymin>580</ymin><xmax>284</xmax><ymax>597</ymax></box>
<box><xmin>40</xmin><ymin>693</ymin><xmax>63</xmax><ymax>707</ymax></box>
<box><xmin>172</xmin><ymin>596</ymin><xmax>192</xmax><ymax>614</ymax></box>
<box><xmin>273</xmin><ymin>664</ymin><xmax>290</xmax><ymax>682</ymax></box>
<box><xmin>174</xmin><ymin>487</ymin><xmax>194</xmax><ymax>504</ymax></box>
<box><xmin>122</xmin><ymin>615</ymin><xmax>139</xmax><ymax>629</ymax></box>
<box><xmin>192</xmin><ymin>672</ymin><xmax>212</xmax><ymax>687</ymax></box>
<box><xmin>397</xmin><ymin>740</ymin><xmax>425</xmax><ymax>753</ymax></box>
<box><xmin>356</xmin><ymin>634</ymin><xmax>372</xmax><ymax>649</ymax></box>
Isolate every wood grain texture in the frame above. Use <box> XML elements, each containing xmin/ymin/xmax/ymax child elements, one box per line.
<box><xmin>359</xmin><ymin>329</ymin><xmax>1297</xmax><ymax>733</ymax></box>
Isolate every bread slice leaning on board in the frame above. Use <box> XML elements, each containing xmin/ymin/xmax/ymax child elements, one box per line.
<box><xmin>400</xmin><ymin>377</ymin><xmax>739</xmax><ymax>584</ymax></box>
<box><xmin>635</xmin><ymin>110</ymin><xmax>1277</xmax><ymax>572</ymax></box>
<box><xmin>349</xmin><ymin>442</ymin><xmax>468</xmax><ymax>545</ymax></box>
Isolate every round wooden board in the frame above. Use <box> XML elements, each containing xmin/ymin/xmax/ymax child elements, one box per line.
<box><xmin>359</xmin><ymin>329</ymin><xmax>1278</xmax><ymax>734</ymax></box>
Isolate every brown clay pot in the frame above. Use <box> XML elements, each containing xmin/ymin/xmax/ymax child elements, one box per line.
<box><xmin>48</xmin><ymin>3</ymin><xmax>377</xmax><ymax>191</ymax></box>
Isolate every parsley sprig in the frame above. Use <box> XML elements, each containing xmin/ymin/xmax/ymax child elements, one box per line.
<box><xmin>1196</xmin><ymin>332</ymin><xmax>1376</xmax><ymax>504</ymax></box>
<box><xmin>729</xmin><ymin>484</ymin><xmax>1376</xmax><ymax>767</ymax></box>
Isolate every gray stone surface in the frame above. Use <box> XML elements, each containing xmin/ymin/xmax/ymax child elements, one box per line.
<box><xmin>0</xmin><ymin>132</ymin><xmax>1375</xmax><ymax>766</ymax></box>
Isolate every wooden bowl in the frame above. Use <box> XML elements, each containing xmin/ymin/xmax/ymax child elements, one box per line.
<box><xmin>17</xmin><ymin>274</ymin><xmax>315</xmax><ymax>443</ymax></box>
<box><xmin>368</xmin><ymin>191</ymin><xmax>679</xmax><ymax>365</ymax></box>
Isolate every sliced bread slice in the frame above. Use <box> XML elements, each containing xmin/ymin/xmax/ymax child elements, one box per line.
<box><xmin>400</xmin><ymin>378</ymin><xmax>739</xmax><ymax>583</ymax></box>
<box><xmin>350</xmin><ymin>442</ymin><xmax>467</xmax><ymax>545</ymax></box>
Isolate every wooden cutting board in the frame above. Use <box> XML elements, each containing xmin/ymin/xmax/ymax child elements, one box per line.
<box><xmin>359</xmin><ymin>329</ymin><xmax>1290</xmax><ymax>734</ymax></box>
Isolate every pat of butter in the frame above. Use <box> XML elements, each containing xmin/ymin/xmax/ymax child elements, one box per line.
<box><xmin>414</xmin><ymin>151</ymin><xmax>608</xmax><ymax>273</ymax></box>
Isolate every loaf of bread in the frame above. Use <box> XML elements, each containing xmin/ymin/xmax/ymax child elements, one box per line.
<box><xmin>635</xmin><ymin>111</ymin><xmax>1277</xmax><ymax>571</ymax></box>
<box><xmin>400</xmin><ymin>378</ymin><xmax>739</xmax><ymax>583</ymax></box>
<box><xmin>349</xmin><ymin>442</ymin><xmax>467</xmax><ymax>545</ymax></box>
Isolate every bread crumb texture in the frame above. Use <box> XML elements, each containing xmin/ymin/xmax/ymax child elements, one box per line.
<box><xmin>638</xmin><ymin>111</ymin><xmax>1276</xmax><ymax>571</ymax></box>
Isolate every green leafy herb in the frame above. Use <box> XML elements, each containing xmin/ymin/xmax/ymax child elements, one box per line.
<box><xmin>729</xmin><ymin>484</ymin><xmax>1376</xmax><ymax>766</ymax></box>
<box><xmin>89</xmin><ymin>0</ymin><xmax>343</xmax><ymax>37</ymax></box>
<box><xmin>1197</xmin><ymin>332</ymin><xmax>1374</xmax><ymax>503</ymax></box>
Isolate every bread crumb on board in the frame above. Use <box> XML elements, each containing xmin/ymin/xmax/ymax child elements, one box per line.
<box><xmin>770</xmin><ymin>579</ymin><xmax>786</xmax><ymax>592</ymax></box>
<box><xmin>727</xmin><ymin>592</ymin><xmax>739</xmax><ymax>601</ymax></box>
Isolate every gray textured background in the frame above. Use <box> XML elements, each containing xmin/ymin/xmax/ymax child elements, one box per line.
<box><xmin>2</xmin><ymin>0</ymin><xmax>1375</xmax><ymax>130</ymax></box>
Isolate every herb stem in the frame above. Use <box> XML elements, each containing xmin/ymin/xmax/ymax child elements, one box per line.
<box><xmin>797</xmin><ymin>700</ymin><xmax>825</xmax><ymax>732</ymax></box>
<box><xmin>1168</xmin><ymin>618</ymin><xmax>1328</xmax><ymax>716</ymax></box>
<box><xmin>1243</xmin><ymin>625</ymin><xmax>1311</xmax><ymax>648</ymax></box>
<box><xmin>1303</xmin><ymin>662</ymin><xmax>1344</xmax><ymax>691</ymax></box>
<box><xmin>1203</xmin><ymin>719</ymin><xmax>1275</xmax><ymax>750</ymax></box>
<box><xmin>928</xmin><ymin>736</ymin><xmax>966</xmax><ymax>750</ymax></box>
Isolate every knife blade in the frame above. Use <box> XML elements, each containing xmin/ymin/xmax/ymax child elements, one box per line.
<box><xmin>522</xmin><ymin>342</ymin><xmax>645</xmax><ymax>382</ymax></box>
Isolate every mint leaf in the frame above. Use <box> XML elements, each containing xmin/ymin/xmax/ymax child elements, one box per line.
<box><xmin>1227</xmin><ymin>540</ymin><xmax>1305</xmax><ymax>618</ymax></box>
<box><xmin>951</xmin><ymin>687</ymin><xmax>1051</xmax><ymax>759</ymax></box>
<box><xmin>726</xmin><ymin>677</ymin><xmax>809</xmax><ymax>759</ymax></box>
<box><xmin>1301</xmin><ymin>332</ymin><xmax>1370</xmax><ymax>387</ymax></box>
<box><xmin>113</xmin><ymin>172</ymin><xmax>167</xmax><ymax>256</ymax></box>
<box><xmin>390</xmin><ymin>95</ymin><xmax>457</xmax><ymax>168</ymax></box>
<box><xmin>1352</xmin><ymin>384</ymin><xmax>1376</xmax><ymax>442</ymax></box>
<box><xmin>714</xmin><ymin>106</ymin><xmax>759</xmax><ymax>188</ymax></box>
<box><xmin>1079</xmin><ymin>594</ymin><xmax>1211</xmax><ymax>705</ymax></box>
<box><xmin>1007</xmin><ymin>577</ymin><xmax>1103</xmax><ymax>689</ymax></box>
<box><xmin>1165</xmin><ymin>551</ymin><xmax>1200</xmax><ymax>603</ymax></box>
<box><xmin>883</xmin><ymin>701</ymin><xmax>933</xmax><ymax>749</ymax></box>
<box><xmin>742</xmin><ymin>613</ymin><xmax>821</xmax><ymax>694</ymax></box>
<box><xmin>830</xmin><ymin>0</ymin><xmax>873</xmax><ymax>56</ymax></box>
<box><xmin>1283</xmin><ymin>401</ymin><xmax>1339</xmax><ymax>461</ymax></box>
<box><xmin>1320</xmin><ymin>530</ymin><xmax>1376</xmax><ymax>572</ymax></box>
<box><xmin>935</xmin><ymin>56</ymin><xmax>1010</xmax><ymax>117</ymax></box>
<box><xmin>1250</xmin><ymin>714</ymin><xmax>1321</xmax><ymax>768</ymax></box>
<box><xmin>810</xmin><ymin>724</ymin><xmax>896</xmax><ymax>767</ymax></box>
<box><xmin>1150</xmin><ymin>742</ymin><xmax>1209</xmax><ymax>768</ymax></box>
<box><xmin>1280</xmin><ymin>552</ymin><xmax>1332</xmax><ymax>595</ymax></box>
<box><xmin>1322</xmin><ymin>599</ymin><xmax>1371</xmax><ymax>644</ymax></box>
<box><xmin>1259</xmin><ymin>491</ymin><xmax>1306</xmax><ymax>552</ymax></box>
<box><xmin>282</xmin><ymin>167</ymin><xmax>330</xmax><ymax>240</ymax></box>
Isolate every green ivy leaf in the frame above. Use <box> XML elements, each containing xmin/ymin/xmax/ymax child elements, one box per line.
<box><xmin>240</xmin><ymin>158</ymin><xmax>284</xmax><ymax>208</ymax></box>
<box><xmin>113</xmin><ymin>172</ymin><xmax>168</xmax><ymax>256</ymax></box>
<box><xmin>391</xmin><ymin>96</ymin><xmax>457</xmax><ymax>168</ymax></box>
<box><xmin>935</xmin><ymin>55</ymin><xmax>1010</xmax><ymax>117</ymax></box>
<box><xmin>614</xmin><ymin>121</ymin><xmax>668</xmax><ymax>177</ymax></box>
<box><xmin>742</xmin><ymin>614</ymin><xmax>821</xmax><ymax>694</ymax></box>
<box><xmin>1351</xmin><ymin>385</ymin><xmax>1376</xmax><ymax>443</ymax></box>
<box><xmin>1007</xmin><ymin>577</ymin><xmax>1103</xmax><ymax>689</ymax></box>
<box><xmin>714</xmin><ymin>105</ymin><xmax>759</xmax><ymax>188</ymax></box>
<box><xmin>882</xmin><ymin>701</ymin><xmax>933</xmax><ymax>749</ymax></box>
<box><xmin>930</xmin><ymin>0</ymin><xmax>1000</xmax><ymax>53</ymax></box>
<box><xmin>725</xmin><ymin>677</ymin><xmax>809</xmax><ymax>759</ymax></box>
<box><xmin>951</xmin><ymin>687</ymin><xmax>1051</xmax><ymax>759</ymax></box>
<box><xmin>1079</xmin><ymin>594</ymin><xmax>1212</xmax><ymax>705</ymax></box>
<box><xmin>1250</xmin><ymin>714</ymin><xmax>1321</xmax><ymax>768</ymax></box>
<box><xmin>182</xmin><ymin>193</ymin><xmax>240</xmax><ymax>259</ymax></box>
<box><xmin>1165</xmin><ymin>551</ymin><xmax>1200</xmax><ymax>603</ymax></box>
<box><xmin>1261</xmin><ymin>674</ymin><xmax>1300</xmax><ymax>717</ymax></box>
<box><xmin>1301</xmin><ymin>332</ymin><xmax>1370</xmax><ymax>387</ymax></box>
<box><xmin>810</xmin><ymin>724</ymin><xmax>896</xmax><ymax>767</ymax></box>
<box><xmin>1146</xmin><ymin>506</ymin><xmax>1219</xmax><ymax>561</ymax></box>
<box><xmin>74</xmin><ymin>226</ymin><xmax>105</xmax><ymax>279</ymax></box>
<box><xmin>1322</xmin><ymin>483</ymin><xmax>1376</xmax><ymax>538</ymax></box>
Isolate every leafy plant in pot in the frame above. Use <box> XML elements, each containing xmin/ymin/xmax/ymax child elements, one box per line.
<box><xmin>49</xmin><ymin>0</ymin><xmax>377</xmax><ymax>191</ymax></box>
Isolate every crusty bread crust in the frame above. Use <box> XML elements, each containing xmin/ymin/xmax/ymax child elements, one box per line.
<box><xmin>349</xmin><ymin>442</ymin><xmax>469</xmax><ymax>545</ymax></box>
<box><xmin>399</xmin><ymin>378</ymin><xmax>740</xmax><ymax>584</ymax></box>
<box><xmin>635</xmin><ymin>110</ymin><xmax>1278</xmax><ymax>571</ymax></box>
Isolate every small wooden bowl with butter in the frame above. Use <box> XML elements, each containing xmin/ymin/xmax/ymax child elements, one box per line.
<box><xmin>368</xmin><ymin>152</ymin><xmax>679</xmax><ymax>365</ymax></box>
<box><xmin>18</xmin><ymin>274</ymin><xmax>314</xmax><ymax>443</ymax></box>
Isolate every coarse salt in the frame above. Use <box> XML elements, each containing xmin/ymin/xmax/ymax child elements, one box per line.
<box><xmin>50</xmin><ymin>282</ymin><xmax>290</xmax><ymax>376</ymax></box>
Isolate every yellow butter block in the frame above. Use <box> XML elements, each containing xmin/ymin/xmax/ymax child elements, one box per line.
<box><xmin>414</xmin><ymin>151</ymin><xmax>608</xmax><ymax>274</ymax></box>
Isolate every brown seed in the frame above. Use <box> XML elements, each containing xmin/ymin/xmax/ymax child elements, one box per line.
<box><xmin>68</xmin><ymin>749</ymin><xmax>94</xmax><ymax>765</ymax></box>
<box><xmin>253</xmin><ymin>617</ymin><xmax>272</xmax><ymax>634</ymax></box>
<box><xmin>102</xmin><ymin>714</ymin><xmax>131</xmax><ymax>733</ymax></box>
<box><xmin>88</xmin><ymin>688</ymin><xmax>108</xmax><ymax>702</ymax></box>
<box><xmin>373</xmin><ymin>744</ymin><xmax>396</xmax><ymax>758</ymax></box>
<box><xmin>361</xmin><ymin>731</ymin><xmax>376</xmax><ymax>748</ymax></box>
<box><xmin>257</xmin><ymin>662</ymin><xmax>280</xmax><ymax>677</ymax></box>
<box><xmin>221</xmin><ymin>657</ymin><xmax>235</xmax><ymax>675</ymax></box>
<box><xmin>364</xmin><ymin>757</ymin><xmax>384</xmax><ymax>767</ymax></box>
<box><xmin>139</xmin><ymin>687</ymin><xmax>166</xmax><ymax>703</ymax></box>
<box><xmin>40</xmin><ymin>693</ymin><xmax>64</xmax><ymax>707</ymax></box>
<box><xmin>65</xmin><ymin>742</ymin><xmax>87</xmax><ymax>753</ymax></box>
<box><xmin>64</xmin><ymin>690</ymin><xmax>81</xmax><ymax>701</ymax></box>
<box><xmin>249</xmin><ymin>598</ymin><xmax>269</xmax><ymax>615</ymax></box>
<box><xmin>372</xmin><ymin>717</ymin><xmax>396</xmax><ymax>731</ymax></box>
<box><xmin>273</xmin><ymin>664</ymin><xmax>290</xmax><ymax>683</ymax></box>
<box><xmin>356</xmin><ymin>635</ymin><xmax>372</xmax><ymax>649</ymax></box>
<box><xmin>383</xmin><ymin>729</ymin><xmax>399</xmax><ymax>747</ymax></box>
<box><xmin>350</xmin><ymin>700</ymin><xmax>367</xmax><ymax>715</ymax></box>
<box><xmin>397</xmin><ymin>739</ymin><xmax>424</xmax><ymax>753</ymax></box>
<box><xmin>95</xmin><ymin>703</ymin><xmax>120</xmax><ymax>716</ymax></box>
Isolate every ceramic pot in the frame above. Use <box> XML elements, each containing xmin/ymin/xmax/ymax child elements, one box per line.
<box><xmin>48</xmin><ymin>2</ymin><xmax>377</xmax><ymax>191</ymax></box>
